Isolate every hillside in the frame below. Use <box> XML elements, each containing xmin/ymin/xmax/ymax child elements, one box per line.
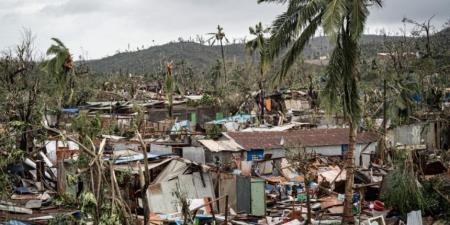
<box><xmin>85</xmin><ymin>42</ymin><xmax>248</xmax><ymax>75</ymax></box>
<box><xmin>84</xmin><ymin>36</ymin><xmax>346</xmax><ymax>74</ymax></box>
<box><xmin>85</xmin><ymin>30</ymin><xmax>449</xmax><ymax>75</ymax></box>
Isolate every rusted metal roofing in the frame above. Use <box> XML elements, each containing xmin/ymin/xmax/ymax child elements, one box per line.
<box><xmin>227</xmin><ymin>128</ymin><xmax>378</xmax><ymax>150</ymax></box>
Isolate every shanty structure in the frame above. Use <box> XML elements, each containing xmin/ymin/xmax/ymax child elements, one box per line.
<box><xmin>198</xmin><ymin>139</ymin><xmax>245</xmax><ymax>166</ymax></box>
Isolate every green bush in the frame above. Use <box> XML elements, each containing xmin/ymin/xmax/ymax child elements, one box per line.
<box><xmin>206</xmin><ymin>124</ymin><xmax>223</xmax><ymax>139</ymax></box>
<box><xmin>381</xmin><ymin>150</ymin><xmax>426</xmax><ymax>217</ymax></box>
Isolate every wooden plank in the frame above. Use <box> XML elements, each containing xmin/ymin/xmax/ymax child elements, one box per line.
<box><xmin>25</xmin><ymin>200</ymin><xmax>42</xmax><ymax>209</ymax></box>
<box><xmin>57</xmin><ymin>161</ymin><xmax>65</xmax><ymax>195</ymax></box>
<box><xmin>39</xmin><ymin>151</ymin><xmax>54</xmax><ymax>168</ymax></box>
<box><xmin>0</xmin><ymin>204</ymin><xmax>33</xmax><ymax>214</ymax></box>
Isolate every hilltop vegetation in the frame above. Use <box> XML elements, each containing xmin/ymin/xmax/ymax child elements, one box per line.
<box><xmin>84</xmin><ymin>34</ymin><xmax>393</xmax><ymax>75</ymax></box>
<box><xmin>85</xmin><ymin>28</ymin><xmax>450</xmax><ymax>76</ymax></box>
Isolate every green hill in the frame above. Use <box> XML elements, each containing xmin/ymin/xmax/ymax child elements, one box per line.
<box><xmin>85</xmin><ymin>42</ymin><xmax>248</xmax><ymax>75</ymax></box>
<box><xmin>85</xmin><ymin>29</ymin><xmax>449</xmax><ymax>75</ymax></box>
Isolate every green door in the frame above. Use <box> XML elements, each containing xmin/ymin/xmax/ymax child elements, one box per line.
<box><xmin>250</xmin><ymin>178</ymin><xmax>266</xmax><ymax>216</ymax></box>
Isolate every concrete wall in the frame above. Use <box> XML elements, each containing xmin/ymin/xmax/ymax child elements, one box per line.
<box><xmin>386</xmin><ymin>122</ymin><xmax>437</xmax><ymax>149</ymax></box>
<box><xmin>259</xmin><ymin>143</ymin><xmax>378</xmax><ymax>168</ymax></box>
<box><xmin>306</xmin><ymin>145</ymin><xmax>342</xmax><ymax>156</ymax></box>
<box><xmin>387</xmin><ymin>123</ymin><xmax>423</xmax><ymax>146</ymax></box>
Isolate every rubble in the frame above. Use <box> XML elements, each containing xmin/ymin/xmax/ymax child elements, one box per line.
<box><xmin>1</xmin><ymin>89</ymin><xmax>449</xmax><ymax>225</ymax></box>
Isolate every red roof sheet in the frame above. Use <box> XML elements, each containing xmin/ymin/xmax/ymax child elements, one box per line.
<box><xmin>226</xmin><ymin>128</ymin><xmax>378</xmax><ymax>150</ymax></box>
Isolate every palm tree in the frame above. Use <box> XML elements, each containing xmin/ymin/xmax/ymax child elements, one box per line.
<box><xmin>259</xmin><ymin>0</ymin><xmax>382</xmax><ymax>223</ymax></box>
<box><xmin>208</xmin><ymin>25</ymin><xmax>229</xmax><ymax>84</ymax></box>
<box><xmin>246</xmin><ymin>22</ymin><xmax>271</xmax><ymax>123</ymax></box>
<box><xmin>165</xmin><ymin>62</ymin><xmax>175</xmax><ymax>119</ymax></box>
<box><xmin>42</xmin><ymin>38</ymin><xmax>74</xmax><ymax>125</ymax></box>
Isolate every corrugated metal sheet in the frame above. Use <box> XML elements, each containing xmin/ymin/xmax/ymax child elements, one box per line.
<box><xmin>113</xmin><ymin>157</ymin><xmax>174</xmax><ymax>174</ymax></box>
<box><xmin>182</xmin><ymin>147</ymin><xmax>205</xmax><ymax>164</ymax></box>
<box><xmin>152</xmin><ymin>159</ymin><xmax>189</xmax><ymax>183</ymax></box>
<box><xmin>150</xmin><ymin>144</ymin><xmax>172</xmax><ymax>155</ymax></box>
<box><xmin>147</xmin><ymin>180</ymin><xmax>179</xmax><ymax>213</ymax></box>
<box><xmin>178</xmin><ymin>172</ymin><xmax>215</xmax><ymax>200</ymax></box>
<box><xmin>198</xmin><ymin>139</ymin><xmax>244</xmax><ymax>152</ymax></box>
<box><xmin>218</xmin><ymin>173</ymin><xmax>237</xmax><ymax>213</ymax></box>
<box><xmin>147</xmin><ymin>172</ymin><xmax>215</xmax><ymax>214</ymax></box>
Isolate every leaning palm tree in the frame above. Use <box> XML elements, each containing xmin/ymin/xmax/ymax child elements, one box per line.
<box><xmin>208</xmin><ymin>25</ymin><xmax>229</xmax><ymax>84</ymax></box>
<box><xmin>43</xmin><ymin>38</ymin><xmax>74</xmax><ymax>107</ymax></box>
<box><xmin>259</xmin><ymin>0</ymin><xmax>382</xmax><ymax>223</ymax></box>
<box><xmin>42</xmin><ymin>38</ymin><xmax>75</xmax><ymax>125</ymax></box>
<box><xmin>246</xmin><ymin>22</ymin><xmax>271</xmax><ymax>123</ymax></box>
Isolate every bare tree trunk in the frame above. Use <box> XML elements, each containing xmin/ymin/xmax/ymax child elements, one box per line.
<box><xmin>378</xmin><ymin>78</ymin><xmax>387</xmax><ymax>164</ymax></box>
<box><xmin>259</xmin><ymin>80</ymin><xmax>265</xmax><ymax>124</ymax></box>
<box><xmin>220</xmin><ymin>40</ymin><xmax>227</xmax><ymax>84</ymax></box>
<box><xmin>137</xmin><ymin>133</ymin><xmax>151</xmax><ymax>225</ymax></box>
<box><xmin>342</xmin><ymin>122</ymin><xmax>357</xmax><ymax>224</ymax></box>
<box><xmin>304</xmin><ymin>178</ymin><xmax>312</xmax><ymax>225</ymax></box>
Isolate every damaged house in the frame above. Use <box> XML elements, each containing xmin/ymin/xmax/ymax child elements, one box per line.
<box><xmin>225</xmin><ymin>128</ymin><xmax>378</xmax><ymax>168</ymax></box>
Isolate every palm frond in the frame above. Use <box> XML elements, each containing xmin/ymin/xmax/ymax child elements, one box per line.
<box><xmin>369</xmin><ymin>0</ymin><xmax>383</xmax><ymax>7</ymax></box>
<box><xmin>268</xmin><ymin>0</ymin><xmax>325</xmax><ymax>59</ymax></box>
<box><xmin>323</xmin><ymin>0</ymin><xmax>346</xmax><ymax>37</ymax></box>
<box><xmin>249</xmin><ymin>27</ymin><xmax>256</xmax><ymax>35</ymax></box>
<box><xmin>350</xmin><ymin>0</ymin><xmax>369</xmax><ymax>41</ymax></box>
<box><xmin>322</xmin><ymin>39</ymin><xmax>344</xmax><ymax>113</ymax></box>
<box><xmin>50</xmin><ymin>37</ymin><xmax>67</xmax><ymax>49</ymax></box>
<box><xmin>276</xmin><ymin>14</ymin><xmax>322</xmax><ymax>83</ymax></box>
<box><xmin>46</xmin><ymin>45</ymin><xmax>63</xmax><ymax>56</ymax></box>
<box><xmin>340</xmin><ymin>31</ymin><xmax>361</xmax><ymax>123</ymax></box>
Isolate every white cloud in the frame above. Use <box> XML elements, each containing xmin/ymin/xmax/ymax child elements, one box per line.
<box><xmin>0</xmin><ymin>0</ymin><xmax>448</xmax><ymax>59</ymax></box>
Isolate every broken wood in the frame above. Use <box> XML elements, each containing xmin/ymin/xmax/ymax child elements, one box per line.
<box><xmin>57</xmin><ymin>160</ymin><xmax>65</xmax><ymax>195</ymax></box>
<box><xmin>39</xmin><ymin>151</ymin><xmax>54</xmax><ymax>168</ymax></box>
<box><xmin>25</xmin><ymin>200</ymin><xmax>42</xmax><ymax>209</ymax></box>
<box><xmin>0</xmin><ymin>204</ymin><xmax>33</xmax><ymax>214</ymax></box>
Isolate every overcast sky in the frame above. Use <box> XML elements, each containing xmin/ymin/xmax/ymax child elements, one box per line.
<box><xmin>1</xmin><ymin>0</ymin><xmax>449</xmax><ymax>59</ymax></box>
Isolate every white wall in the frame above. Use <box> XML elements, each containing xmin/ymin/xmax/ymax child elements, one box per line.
<box><xmin>264</xmin><ymin>148</ymin><xmax>286</xmax><ymax>159</ymax></box>
<box><xmin>305</xmin><ymin>142</ymin><xmax>377</xmax><ymax>168</ymax></box>
<box><xmin>357</xmin><ymin>142</ymin><xmax>377</xmax><ymax>168</ymax></box>
<box><xmin>387</xmin><ymin>123</ymin><xmax>423</xmax><ymax>146</ymax></box>
<box><xmin>306</xmin><ymin>145</ymin><xmax>342</xmax><ymax>156</ymax></box>
<box><xmin>239</xmin><ymin>142</ymin><xmax>378</xmax><ymax>168</ymax></box>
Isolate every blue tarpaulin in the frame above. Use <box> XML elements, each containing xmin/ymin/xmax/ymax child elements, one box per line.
<box><xmin>171</xmin><ymin>120</ymin><xmax>191</xmax><ymax>133</ymax></box>
<box><xmin>111</xmin><ymin>153</ymin><xmax>162</xmax><ymax>164</ymax></box>
<box><xmin>412</xmin><ymin>94</ymin><xmax>422</xmax><ymax>103</ymax></box>
<box><xmin>62</xmin><ymin>108</ymin><xmax>79</xmax><ymax>114</ymax></box>
<box><xmin>208</xmin><ymin>114</ymin><xmax>253</xmax><ymax>125</ymax></box>
<box><xmin>4</xmin><ymin>221</ymin><xmax>34</xmax><ymax>225</ymax></box>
